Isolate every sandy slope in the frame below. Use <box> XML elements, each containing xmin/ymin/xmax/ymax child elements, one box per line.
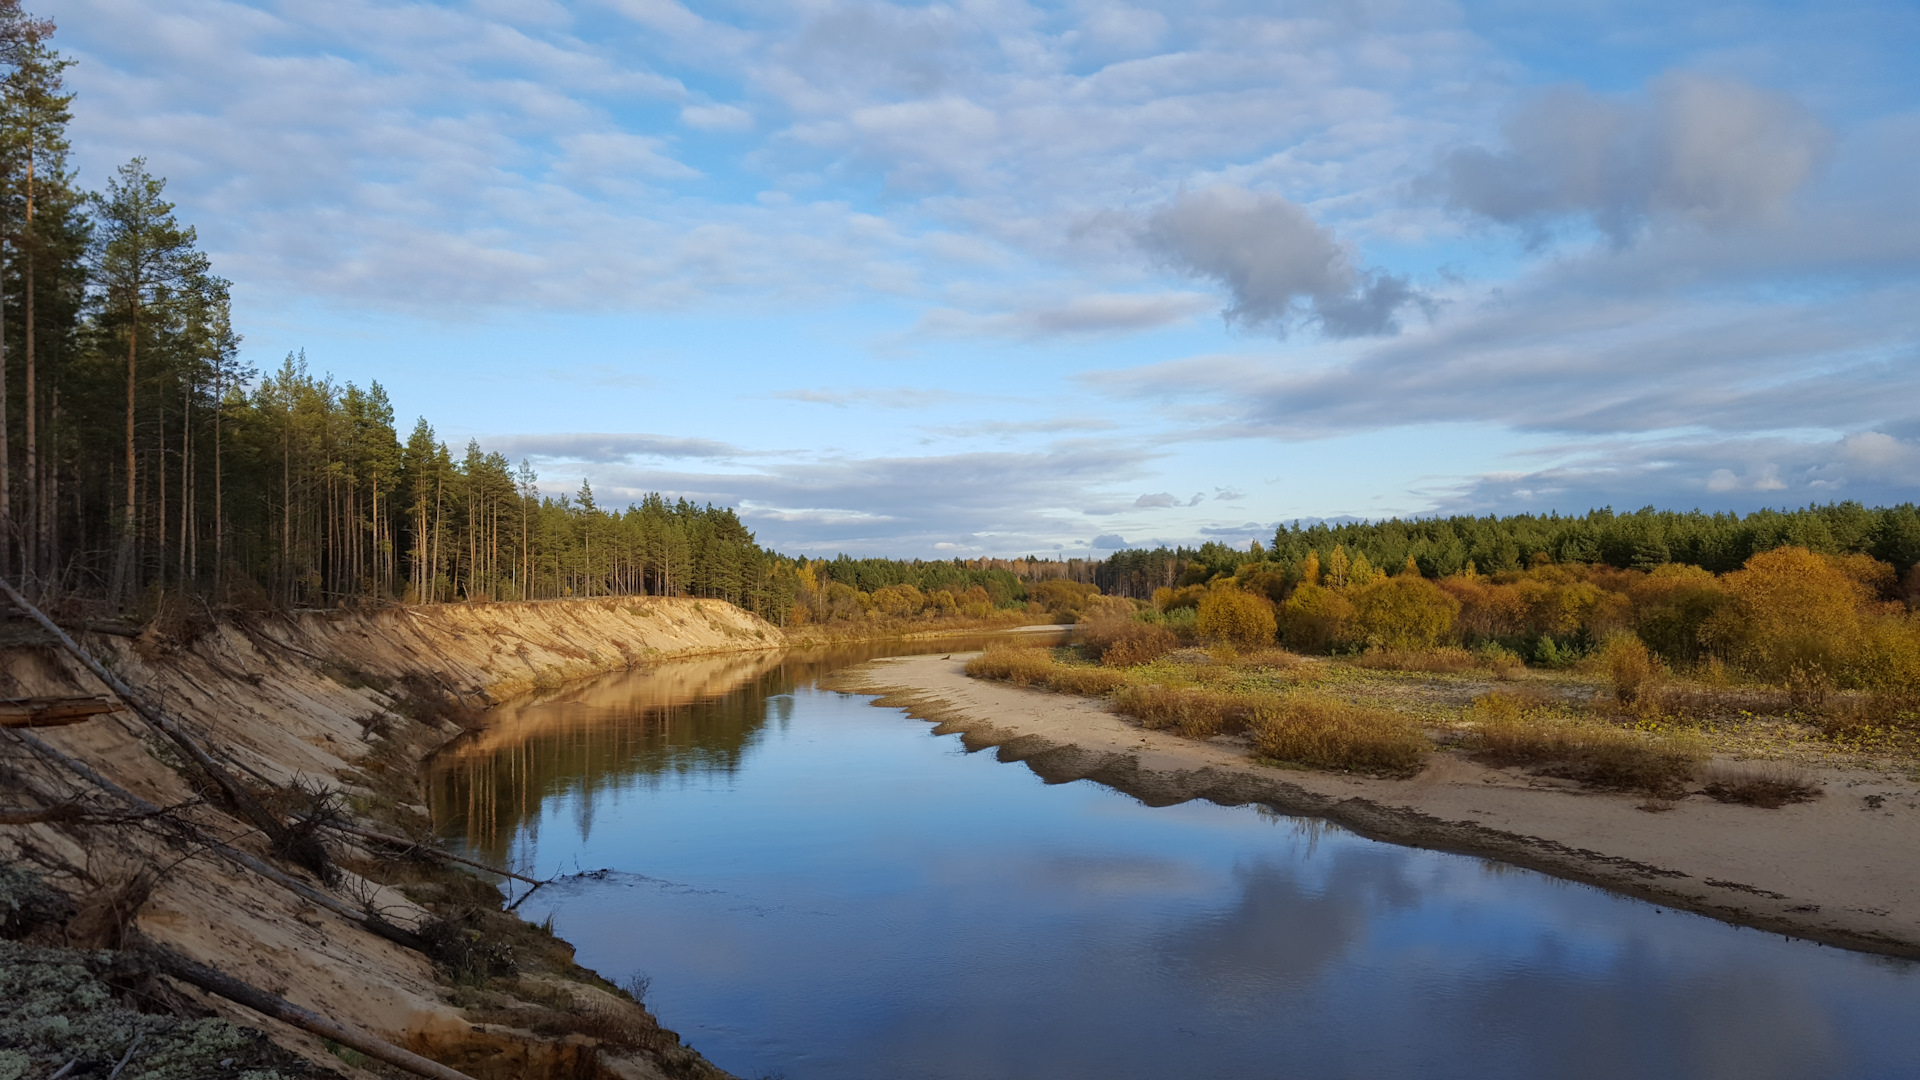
<box><xmin>2</xmin><ymin>596</ymin><xmax>781</xmax><ymax>1080</ymax></box>
<box><xmin>833</xmin><ymin>653</ymin><xmax>1920</xmax><ymax>959</ymax></box>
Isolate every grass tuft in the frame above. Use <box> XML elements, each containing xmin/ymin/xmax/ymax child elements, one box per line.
<box><xmin>1467</xmin><ymin>692</ymin><xmax>1705</xmax><ymax>794</ymax></box>
<box><xmin>1699</xmin><ymin>761</ymin><xmax>1822</xmax><ymax>808</ymax></box>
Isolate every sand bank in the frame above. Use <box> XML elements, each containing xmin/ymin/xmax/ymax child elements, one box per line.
<box><xmin>833</xmin><ymin>653</ymin><xmax>1920</xmax><ymax>959</ymax></box>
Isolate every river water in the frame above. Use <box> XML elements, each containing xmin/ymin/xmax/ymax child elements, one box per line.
<box><xmin>429</xmin><ymin>639</ymin><xmax>1920</xmax><ymax>1080</ymax></box>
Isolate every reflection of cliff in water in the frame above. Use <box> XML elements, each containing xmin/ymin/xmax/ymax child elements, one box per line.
<box><xmin>430</xmin><ymin>633</ymin><xmax>1052</xmax><ymax>864</ymax></box>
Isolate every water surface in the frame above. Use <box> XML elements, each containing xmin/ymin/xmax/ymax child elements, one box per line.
<box><xmin>431</xmin><ymin>640</ymin><xmax>1920</xmax><ymax>1080</ymax></box>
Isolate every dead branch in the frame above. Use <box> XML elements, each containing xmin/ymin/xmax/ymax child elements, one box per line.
<box><xmin>138</xmin><ymin>943</ymin><xmax>478</xmax><ymax>1080</ymax></box>
<box><xmin>0</xmin><ymin>576</ymin><xmax>295</xmax><ymax>850</ymax></box>
<box><xmin>4</xmin><ymin>726</ymin><xmax>431</xmax><ymax>955</ymax></box>
<box><xmin>325</xmin><ymin>822</ymin><xmax>546</xmax><ymax>885</ymax></box>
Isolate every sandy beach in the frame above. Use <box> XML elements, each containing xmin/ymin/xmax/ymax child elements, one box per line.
<box><xmin>832</xmin><ymin>652</ymin><xmax>1920</xmax><ymax>959</ymax></box>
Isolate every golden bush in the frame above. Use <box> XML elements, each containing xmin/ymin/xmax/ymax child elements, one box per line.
<box><xmin>1350</xmin><ymin>576</ymin><xmax>1459</xmax><ymax>650</ymax></box>
<box><xmin>1195</xmin><ymin>585</ymin><xmax>1277</xmax><ymax>650</ymax></box>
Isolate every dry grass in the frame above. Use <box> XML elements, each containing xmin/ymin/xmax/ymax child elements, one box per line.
<box><xmin>1468</xmin><ymin>692</ymin><xmax>1706</xmax><ymax>794</ymax></box>
<box><xmin>1698</xmin><ymin>761</ymin><xmax>1823</xmax><ymax>808</ymax></box>
<box><xmin>1349</xmin><ymin>647</ymin><xmax>1479</xmax><ymax>674</ymax></box>
<box><xmin>964</xmin><ymin>643</ymin><xmax>1131</xmax><ymax>696</ymax></box>
<box><xmin>1249</xmin><ymin>695</ymin><xmax>1430</xmax><ymax>776</ymax></box>
<box><xmin>1110</xmin><ymin>684</ymin><xmax>1263</xmax><ymax>738</ymax></box>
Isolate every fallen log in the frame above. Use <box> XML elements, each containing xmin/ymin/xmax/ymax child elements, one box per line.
<box><xmin>0</xmin><ymin>800</ymin><xmax>86</xmax><ymax>825</ymax></box>
<box><xmin>139</xmin><ymin>944</ymin><xmax>478</xmax><ymax>1080</ymax></box>
<box><xmin>0</xmin><ymin>695</ymin><xmax>118</xmax><ymax>728</ymax></box>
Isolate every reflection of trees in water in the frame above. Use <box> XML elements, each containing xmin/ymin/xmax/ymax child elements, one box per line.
<box><xmin>429</xmin><ymin>634</ymin><xmax>1038</xmax><ymax>865</ymax></box>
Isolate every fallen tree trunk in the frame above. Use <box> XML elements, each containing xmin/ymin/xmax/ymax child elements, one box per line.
<box><xmin>0</xmin><ymin>696</ymin><xmax>118</xmax><ymax>728</ymax></box>
<box><xmin>140</xmin><ymin>944</ymin><xmax>478</xmax><ymax>1080</ymax></box>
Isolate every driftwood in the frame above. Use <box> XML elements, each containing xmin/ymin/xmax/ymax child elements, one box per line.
<box><xmin>0</xmin><ymin>695</ymin><xmax>118</xmax><ymax>728</ymax></box>
<box><xmin>0</xmin><ymin>577</ymin><xmax>294</xmax><ymax>849</ymax></box>
<box><xmin>326</xmin><ymin>821</ymin><xmax>546</xmax><ymax>885</ymax></box>
<box><xmin>140</xmin><ymin>944</ymin><xmax>478</xmax><ymax>1080</ymax></box>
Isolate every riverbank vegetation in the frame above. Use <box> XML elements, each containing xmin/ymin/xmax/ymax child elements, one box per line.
<box><xmin>971</xmin><ymin>529</ymin><xmax>1920</xmax><ymax>791</ymax></box>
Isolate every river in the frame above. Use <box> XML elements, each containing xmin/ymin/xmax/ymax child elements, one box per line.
<box><xmin>429</xmin><ymin>637</ymin><xmax>1920</xmax><ymax>1080</ymax></box>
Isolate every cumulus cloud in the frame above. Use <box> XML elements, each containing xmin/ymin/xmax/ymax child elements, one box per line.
<box><xmin>1434</xmin><ymin>73</ymin><xmax>1830</xmax><ymax>242</ymax></box>
<box><xmin>1140</xmin><ymin>186</ymin><xmax>1418</xmax><ymax>337</ymax></box>
<box><xmin>1134</xmin><ymin>492</ymin><xmax>1178</xmax><ymax>508</ymax></box>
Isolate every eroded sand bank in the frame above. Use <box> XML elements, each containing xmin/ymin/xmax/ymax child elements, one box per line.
<box><xmin>832</xmin><ymin>652</ymin><xmax>1920</xmax><ymax>959</ymax></box>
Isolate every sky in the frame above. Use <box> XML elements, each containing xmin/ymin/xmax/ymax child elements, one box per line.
<box><xmin>44</xmin><ymin>0</ymin><xmax>1920</xmax><ymax>558</ymax></box>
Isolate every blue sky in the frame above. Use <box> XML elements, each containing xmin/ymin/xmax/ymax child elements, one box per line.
<box><xmin>47</xmin><ymin>0</ymin><xmax>1920</xmax><ymax>557</ymax></box>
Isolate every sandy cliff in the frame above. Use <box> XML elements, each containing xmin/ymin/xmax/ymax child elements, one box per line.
<box><xmin>1</xmin><ymin>596</ymin><xmax>784</xmax><ymax>1080</ymax></box>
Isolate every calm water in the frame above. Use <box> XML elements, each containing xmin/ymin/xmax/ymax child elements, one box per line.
<box><xmin>430</xmin><ymin>640</ymin><xmax>1920</xmax><ymax>1080</ymax></box>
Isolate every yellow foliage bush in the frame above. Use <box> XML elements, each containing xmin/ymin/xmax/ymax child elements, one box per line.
<box><xmin>1195</xmin><ymin>585</ymin><xmax>1277</xmax><ymax>650</ymax></box>
<box><xmin>1350</xmin><ymin>576</ymin><xmax>1459</xmax><ymax>650</ymax></box>
<box><xmin>1602</xmin><ymin>632</ymin><xmax>1658</xmax><ymax>705</ymax></box>
<box><xmin>1704</xmin><ymin>547</ymin><xmax>1871</xmax><ymax>683</ymax></box>
<box><xmin>1280</xmin><ymin>581</ymin><xmax>1354</xmax><ymax>652</ymax></box>
<box><xmin>870</xmin><ymin>583</ymin><xmax>925</xmax><ymax>617</ymax></box>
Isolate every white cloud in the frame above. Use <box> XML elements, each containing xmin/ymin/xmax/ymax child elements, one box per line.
<box><xmin>681</xmin><ymin>103</ymin><xmax>754</xmax><ymax>132</ymax></box>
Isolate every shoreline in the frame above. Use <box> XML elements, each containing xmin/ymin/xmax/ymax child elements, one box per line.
<box><xmin>829</xmin><ymin>653</ymin><xmax>1920</xmax><ymax>961</ymax></box>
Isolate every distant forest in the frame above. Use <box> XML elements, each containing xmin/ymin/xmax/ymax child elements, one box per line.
<box><xmin>1096</xmin><ymin>504</ymin><xmax>1920</xmax><ymax>599</ymax></box>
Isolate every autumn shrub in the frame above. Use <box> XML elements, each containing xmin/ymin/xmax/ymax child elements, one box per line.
<box><xmin>1111</xmin><ymin>684</ymin><xmax>1261</xmax><ymax>738</ymax></box>
<box><xmin>1698</xmin><ymin>761</ymin><xmax>1822</xmax><ymax>808</ymax></box>
<box><xmin>1602</xmin><ymin>633</ymin><xmax>1658</xmax><ymax>706</ymax></box>
<box><xmin>1629</xmin><ymin>563</ymin><xmax>1726</xmax><ymax>664</ymax></box>
<box><xmin>1467</xmin><ymin>692</ymin><xmax>1704</xmax><ymax>793</ymax></box>
<box><xmin>1279</xmin><ymin>581</ymin><xmax>1354</xmax><ymax>652</ymax></box>
<box><xmin>1077</xmin><ymin>594</ymin><xmax>1137</xmax><ymax>623</ymax></box>
<box><xmin>1195</xmin><ymin>585</ymin><xmax>1277</xmax><ymax>650</ymax></box>
<box><xmin>1081</xmin><ymin>618</ymin><xmax>1179</xmax><ymax>667</ymax></box>
<box><xmin>870</xmin><ymin>583</ymin><xmax>925</xmax><ymax>617</ymax></box>
<box><xmin>1248</xmin><ymin>695</ymin><xmax>1430</xmax><ymax>776</ymax></box>
<box><xmin>1704</xmin><ymin>546</ymin><xmax>1871</xmax><ymax>686</ymax></box>
<box><xmin>1030</xmin><ymin>580</ymin><xmax>1102</xmax><ymax>621</ymax></box>
<box><xmin>1350</xmin><ymin>575</ymin><xmax>1459</xmax><ymax>650</ymax></box>
<box><xmin>1152</xmin><ymin>584</ymin><xmax>1208</xmax><ymax>613</ymax></box>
